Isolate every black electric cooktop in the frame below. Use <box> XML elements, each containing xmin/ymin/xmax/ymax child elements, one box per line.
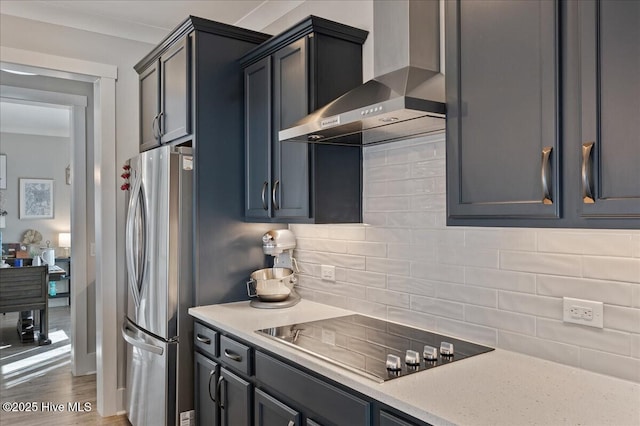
<box><xmin>256</xmin><ymin>314</ymin><xmax>493</xmax><ymax>382</ymax></box>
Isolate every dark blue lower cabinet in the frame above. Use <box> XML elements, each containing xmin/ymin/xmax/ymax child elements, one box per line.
<box><xmin>220</xmin><ymin>367</ymin><xmax>252</xmax><ymax>426</ymax></box>
<box><xmin>255</xmin><ymin>388</ymin><xmax>301</xmax><ymax>426</ymax></box>
<box><xmin>194</xmin><ymin>352</ymin><xmax>219</xmax><ymax>426</ymax></box>
<box><xmin>380</xmin><ymin>411</ymin><xmax>418</xmax><ymax>426</ymax></box>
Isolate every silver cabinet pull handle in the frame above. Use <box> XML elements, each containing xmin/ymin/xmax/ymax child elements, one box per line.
<box><xmin>582</xmin><ymin>142</ymin><xmax>595</xmax><ymax>204</ymax></box>
<box><xmin>287</xmin><ymin>421</ymin><xmax>295</xmax><ymax>426</ymax></box>
<box><xmin>541</xmin><ymin>146</ymin><xmax>553</xmax><ymax>205</ymax></box>
<box><xmin>272</xmin><ymin>180</ymin><xmax>280</xmax><ymax>210</ymax></box>
<box><xmin>196</xmin><ymin>334</ymin><xmax>211</xmax><ymax>345</ymax></box>
<box><xmin>157</xmin><ymin>111</ymin><xmax>164</xmax><ymax>138</ymax></box>
<box><xmin>216</xmin><ymin>376</ymin><xmax>225</xmax><ymax>409</ymax></box>
<box><xmin>223</xmin><ymin>348</ymin><xmax>242</xmax><ymax>362</ymax></box>
<box><xmin>151</xmin><ymin>114</ymin><xmax>159</xmax><ymax>140</ymax></box>
<box><xmin>261</xmin><ymin>181</ymin><xmax>268</xmax><ymax>210</ymax></box>
<box><xmin>207</xmin><ymin>370</ymin><xmax>216</xmax><ymax>403</ymax></box>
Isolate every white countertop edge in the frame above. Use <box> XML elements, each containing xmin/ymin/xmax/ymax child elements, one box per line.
<box><xmin>189</xmin><ymin>300</ymin><xmax>640</xmax><ymax>426</ymax></box>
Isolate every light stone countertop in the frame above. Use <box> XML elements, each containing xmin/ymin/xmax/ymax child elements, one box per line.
<box><xmin>189</xmin><ymin>300</ymin><xmax>640</xmax><ymax>426</ymax></box>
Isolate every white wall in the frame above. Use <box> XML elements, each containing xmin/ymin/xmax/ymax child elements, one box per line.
<box><xmin>0</xmin><ymin>132</ymin><xmax>71</xmax><ymax>245</ymax></box>
<box><xmin>291</xmin><ymin>134</ymin><xmax>640</xmax><ymax>383</ymax></box>
<box><xmin>261</xmin><ymin>0</ymin><xmax>375</xmax><ymax>81</ymax></box>
<box><xmin>0</xmin><ymin>13</ymin><xmax>154</xmax><ymax>393</ymax></box>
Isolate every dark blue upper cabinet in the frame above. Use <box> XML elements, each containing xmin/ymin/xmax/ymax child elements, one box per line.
<box><xmin>445</xmin><ymin>0</ymin><xmax>560</xmax><ymax>224</ymax></box>
<box><xmin>446</xmin><ymin>0</ymin><xmax>640</xmax><ymax>228</ymax></box>
<box><xmin>577</xmin><ymin>0</ymin><xmax>640</xmax><ymax>222</ymax></box>
<box><xmin>242</xmin><ymin>17</ymin><xmax>367</xmax><ymax>224</ymax></box>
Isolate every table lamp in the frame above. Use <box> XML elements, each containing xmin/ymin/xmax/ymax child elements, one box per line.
<box><xmin>58</xmin><ymin>232</ymin><xmax>71</xmax><ymax>257</ymax></box>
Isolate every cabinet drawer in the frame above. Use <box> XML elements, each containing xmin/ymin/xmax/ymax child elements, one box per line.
<box><xmin>219</xmin><ymin>334</ymin><xmax>252</xmax><ymax>375</ymax></box>
<box><xmin>255</xmin><ymin>351</ymin><xmax>370</xmax><ymax>426</ymax></box>
<box><xmin>194</xmin><ymin>322</ymin><xmax>218</xmax><ymax>358</ymax></box>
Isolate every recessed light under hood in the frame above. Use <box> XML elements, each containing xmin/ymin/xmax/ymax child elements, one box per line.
<box><xmin>279</xmin><ymin>0</ymin><xmax>446</xmax><ymax>146</ymax></box>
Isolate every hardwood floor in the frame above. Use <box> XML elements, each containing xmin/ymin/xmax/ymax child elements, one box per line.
<box><xmin>1</xmin><ymin>306</ymin><xmax>130</xmax><ymax>425</ymax></box>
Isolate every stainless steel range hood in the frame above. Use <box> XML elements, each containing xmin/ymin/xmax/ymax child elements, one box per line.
<box><xmin>279</xmin><ymin>0</ymin><xmax>445</xmax><ymax>146</ymax></box>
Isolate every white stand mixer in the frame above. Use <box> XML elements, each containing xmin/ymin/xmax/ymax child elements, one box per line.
<box><xmin>248</xmin><ymin>229</ymin><xmax>301</xmax><ymax>309</ymax></box>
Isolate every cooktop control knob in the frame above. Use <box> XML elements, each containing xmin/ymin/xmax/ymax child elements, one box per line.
<box><xmin>386</xmin><ymin>354</ymin><xmax>402</xmax><ymax>371</ymax></box>
<box><xmin>405</xmin><ymin>349</ymin><xmax>421</xmax><ymax>366</ymax></box>
<box><xmin>423</xmin><ymin>345</ymin><xmax>438</xmax><ymax>361</ymax></box>
<box><xmin>440</xmin><ymin>341</ymin><xmax>454</xmax><ymax>356</ymax></box>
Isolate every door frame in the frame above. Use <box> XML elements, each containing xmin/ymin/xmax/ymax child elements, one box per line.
<box><xmin>0</xmin><ymin>46</ymin><xmax>120</xmax><ymax>417</ymax></box>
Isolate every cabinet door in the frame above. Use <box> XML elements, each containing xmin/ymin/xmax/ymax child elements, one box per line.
<box><xmin>379</xmin><ymin>411</ymin><xmax>416</xmax><ymax>426</ymax></box>
<box><xmin>272</xmin><ymin>37</ymin><xmax>310</xmax><ymax>219</ymax></box>
<box><xmin>245</xmin><ymin>56</ymin><xmax>272</xmax><ymax>219</ymax></box>
<box><xmin>139</xmin><ymin>61</ymin><xmax>160</xmax><ymax>152</ymax></box>
<box><xmin>160</xmin><ymin>36</ymin><xmax>191</xmax><ymax>144</ymax></box>
<box><xmin>195</xmin><ymin>352</ymin><xmax>219</xmax><ymax>426</ymax></box>
<box><xmin>446</xmin><ymin>0</ymin><xmax>560</xmax><ymax>222</ymax></box>
<box><xmin>579</xmin><ymin>0</ymin><xmax>640</xmax><ymax>219</ymax></box>
<box><xmin>254</xmin><ymin>388</ymin><xmax>301</xmax><ymax>426</ymax></box>
<box><xmin>220</xmin><ymin>367</ymin><xmax>251</xmax><ymax>426</ymax></box>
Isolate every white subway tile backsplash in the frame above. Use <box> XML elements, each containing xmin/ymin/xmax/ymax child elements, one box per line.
<box><xmin>632</xmin><ymin>334</ymin><xmax>640</xmax><ymax>359</ymax></box>
<box><xmin>289</xmin><ymin>136</ymin><xmax>639</xmax><ymax>383</ymax></box>
<box><xmin>603</xmin><ymin>305</ymin><xmax>640</xmax><ymax>333</ymax></box>
<box><xmin>498</xmin><ymin>331</ymin><xmax>580</xmax><ymax>367</ymax></box>
<box><xmin>436</xmin><ymin>246</ymin><xmax>499</xmax><ymax>269</ymax></box>
<box><xmin>536</xmin><ymin>318</ymin><xmax>630</xmax><ymax>356</ymax></box>
<box><xmin>296</xmin><ymin>238</ymin><xmax>347</xmax><ymax>253</ymax></box>
<box><xmin>582</xmin><ymin>256</ymin><xmax>640</xmax><ymax>283</ymax></box>
<box><xmin>465</xmin><ymin>306</ymin><xmax>536</xmax><ymax>335</ymax></box>
<box><xmin>537</xmin><ymin>275</ymin><xmax>633</xmax><ymax>306</ymax></box>
<box><xmin>386</xmin><ymin>211</ymin><xmax>440</xmax><ymax>228</ymax></box>
<box><xmin>387</xmin><ymin>243</ymin><xmax>436</xmax><ymax>262</ymax></box>
<box><xmin>362</xmin><ymin>212</ymin><xmax>387</xmax><ymax>226</ymax></box>
<box><xmin>465</xmin><ymin>267</ymin><xmax>536</xmax><ymax>293</ymax></box>
<box><xmin>498</xmin><ymin>291</ymin><xmax>562</xmax><ymax>320</ymax></box>
<box><xmin>367</xmin><ymin>196</ymin><xmax>411</xmax><ymax>212</ymax></box>
<box><xmin>346</xmin><ymin>298</ymin><xmax>388</xmax><ymax>318</ymax></box>
<box><xmin>465</xmin><ymin>228</ymin><xmax>537</xmax><ymax>251</ymax></box>
<box><xmin>327</xmin><ymin>225</ymin><xmax>367</xmax><ymax>241</ymax></box>
<box><xmin>580</xmin><ymin>348</ymin><xmax>640</xmax><ymax>383</ymax></box>
<box><xmin>365</xmin><ymin>227</ymin><xmax>413</xmax><ymax>243</ymax></box>
<box><xmin>410</xmin><ymin>295</ymin><xmax>465</xmax><ymax>320</ymax></box>
<box><xmin>366</xmin><ymin>163</ymin><xmax>411</xmax><ymax>182</ymax></box>
<box><xmin>435</xmin><ymin>282</ymin><xmax>497</xmax><ymax>307</ymax></box>
<box><xmin>411</xmin><ymin>262</ymin><xmax>465</xmax><ymax>283</ymax></box>
<box><xmin>366</xmin><ymin>288</ymin><xmax>410</xmax><ymax>308</ymax></box>
<box><xmin>435</xmin><ymin>318</ymin><xmax>497</xmax><ymax>347</ymax></box>
<box><xmin>295</xmin><ymin>250</ymin><xmax>366</xmax><ymax>270</ymax></box>
<box><xmin>366</xmin><ymin>257</ymin><xmax>410</xmax><ymax>276</ymax></box>
<box><xmin>538</xmin><ymin>231</ymin><xmax>636</xmax><ymax>257</ymax></box>
<box><xmin>411</xmin><ymin>159</ymin><xmax>445</xmax><ymax>178</ymax></box>
<box><xmin>501</xmin><ymin>251</ymin><xmax>582</xmax><ymax>277</ymax></box>
<box><xmin>345</xmin><ymin>269</ymin><xmax>387</xmax><ymax>288</ymax></box>
<box><xmin>387</xmin><ymin>307</ymin><xmax>437</xmax><ymax>331</ymax></box>
<box><xmin>289</xmin><ymin>224</ymin><xmax>329</xmax><ymax>238</ymax></box>
<box><xmin>410</xmin><ymin>194</ymin><xmax>447</xmax><ymax>212</ymax></box>
<box><xmin>347</xmin><ymin>241</ymin><xmax>387</xmax><ymax>257</ymax></box>
<box><xmin>387</xmin><ymin>275</ymin><xmax>436</xmax><ymax>297</ymax></box>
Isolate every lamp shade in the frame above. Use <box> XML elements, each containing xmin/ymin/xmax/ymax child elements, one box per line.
<box><xmin>58</xmin><ymin>232</ymin><xmax>71</xmax><ymax>248</ymax></box>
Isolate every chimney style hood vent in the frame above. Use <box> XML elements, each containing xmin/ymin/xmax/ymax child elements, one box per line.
<box><xmin>279</xmin><ymin>0</ymin><xmax>445</xmax><ymax>146</ymax></box>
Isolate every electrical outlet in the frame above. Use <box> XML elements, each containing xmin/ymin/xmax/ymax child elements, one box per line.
<box><xmin>563</xmin><ymin>297</ymin><xmax>603</xmax><ymax>328</ymax></box>
<box><xmin>320</xmin><ymin>265</ymin><xmax>335</xmax><ymax>282</ymax></box>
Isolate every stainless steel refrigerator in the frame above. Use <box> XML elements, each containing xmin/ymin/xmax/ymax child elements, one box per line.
<box><xmin>122</xmin><ymin>145</ymin><xmax>195</xmax><ymax>426</ymax></box>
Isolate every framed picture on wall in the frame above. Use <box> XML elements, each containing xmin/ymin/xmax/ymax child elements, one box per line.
<box><xmin>19</xmin><ymin>178</ymin><xmax>54</xmax><ymax>219</ymax></box>
<box><xmin>0</xmin><ymin>154</ymin><xmax>6</xmax><ymax>189</ymax></box>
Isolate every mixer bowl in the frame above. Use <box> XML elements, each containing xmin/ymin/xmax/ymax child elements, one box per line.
<box><xmin>247</xmin><ymin>268</ymin><xmax>296</xmax><ymax>302</ymax></box>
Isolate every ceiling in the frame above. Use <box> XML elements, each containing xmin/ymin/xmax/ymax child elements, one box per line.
<box><xmin>0</xmin><ymin>1</ymin><xmax>305</xmax><ymax>137</ymax></box>
<box><xmin>0</xmin><ymin>0</ymin><xmax>305</xmax><ymax>44</ymax></box>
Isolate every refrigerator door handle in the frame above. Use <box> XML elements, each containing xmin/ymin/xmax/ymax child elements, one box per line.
<box><xmin>121</xmin><ymin>321</ymin><xmax>164</xmax><ymax>355</ymax></box>
<box><xmin>125</xmin><ymin>169</ymin><xmax>144</xmax><ymax>309</ymax></box>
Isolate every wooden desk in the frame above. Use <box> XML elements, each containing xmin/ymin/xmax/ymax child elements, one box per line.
<box><xmin>0</xmin><ymin>265</ymin><xmax>51</xmax><ymax>345</ymax></box>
